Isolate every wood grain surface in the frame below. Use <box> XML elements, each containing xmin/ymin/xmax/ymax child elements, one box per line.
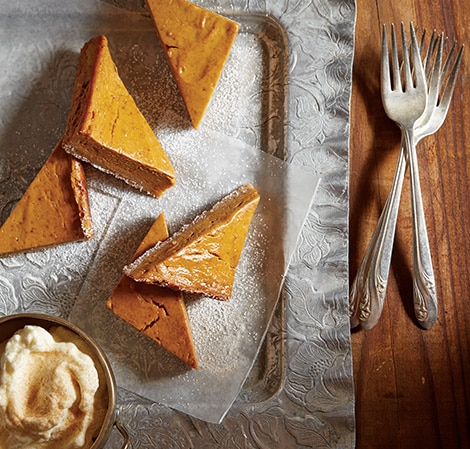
<box><xmin>349</xmin><ymin>1</ymin><xmax>470</xmax><ymax>448</ymax></box>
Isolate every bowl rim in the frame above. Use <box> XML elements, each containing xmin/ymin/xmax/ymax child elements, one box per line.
<box><xmin>0</xmin><ymin>312</ymin><xmax>117</xmax><ymax>447</ymax></box>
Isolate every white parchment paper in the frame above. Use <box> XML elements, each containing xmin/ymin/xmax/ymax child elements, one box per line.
<box><xmin>70</xmin><ymin>129</ymin><xmax>319</xmax><ymax>423</ymax></box>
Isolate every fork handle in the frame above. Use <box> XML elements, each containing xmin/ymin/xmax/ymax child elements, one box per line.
<box><xmin>404</xmin><ymin>129</ymin><xmax>438</xmax><ymax>329</ymax></box>
<box><xmin>350</xmin><ymin>145</ymin><xmax>407</xmax><ymax>329</ymax></box>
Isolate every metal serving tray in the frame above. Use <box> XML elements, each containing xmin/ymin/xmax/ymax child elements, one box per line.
<box><xmin>0</xmin><ymin>0</ymin><xmax>355</xmax><ymax>446</ymax></box>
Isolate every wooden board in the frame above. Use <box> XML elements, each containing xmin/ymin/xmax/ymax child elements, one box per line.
<box><xmin>350</xmin><ymin>0</ymin><xmax>470</xmax><ymax>447</ymax></box>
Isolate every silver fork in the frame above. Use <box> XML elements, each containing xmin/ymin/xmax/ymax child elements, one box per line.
<box><xmin>350</xmin><ymin>30</ymin><xmax>464</xmax><ymax>330</ymax></box>
<box><xmin>350</xmin><ymin>23</ymin><xmax>428</xmax><ymax>329</ymax></box>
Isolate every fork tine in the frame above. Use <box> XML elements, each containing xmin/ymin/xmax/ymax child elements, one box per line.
<box><xmin>423</xmin><ymin>30</ymin><xmax>438</xmax><ymax>76</ymax></box>
<box><xmin>427</xmin><ymin>33</ymin><xmax>444</xmax><ymax>106</ymax></box>
<box><xmin>420</xmin><ymin>30</ymin><xmax>463</xmax><ymax>106</ymax></box>
<box><xmin>400</xmin><ymin>22</ymin><xmax>413</xmax><ymax>90</ymax></box>
<box><xmin>409</xmin><ymin>23</ymin><xmax>426</xmax><ymax>89</ymax></box>
<box><xmin>419</xmin><ymin>29</ymin><xmax>427</xmax><ymax>50</ymax></box>
<box><xmin>441</xmin><ymin>40</ymin><xmax>457</xmax><ymax>85</ymax></box>
<box><xmin>419</xmin><ymin>28</ymin><xmax>427</xmax><ymax>53</ymax></box>
<box><xmin>439</xmin><ymin>44</ymin><xmax>464</xmax><ymax>108</ymax></box>
<box><xmin>381</xmin><ymin>24</ymin><xmax>392</xmax><ymax>91</ymax></box>
<box><xmin>391</xmin><ymin>24</ymin><xmax>402</xmax><ymax>91</ymax></box>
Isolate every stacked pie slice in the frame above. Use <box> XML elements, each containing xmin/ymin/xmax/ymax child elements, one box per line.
<box><xmin>107</xmin><ymin>214</ymin><xmax>199</xmax><ymax>369</ymax></box>
<box><xmin>62</xmin><ymin>34</ymin><xmax>175</xmax><ymax>198</ymax></box>
<box><xmin>0</xmin><ymin>33</ymin><xmax>178</xmax><ymax>257</ymax></box>
<box><xmin>0</xmin><ymin>141</ymin><xmax>93</xmax><ymax>257</ymax></box>
<box><xmin>125</xmin><ymin>184</ymin><xmax>260</xmax><ymax>301</ymax></box>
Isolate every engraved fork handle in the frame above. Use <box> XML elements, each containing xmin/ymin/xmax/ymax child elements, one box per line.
<box><xmin>350</xmin><ymin>142</ymin><xmax>407</xmax><ymax>329</ymax></box>
<box><xmin>404</xmin><ymin>129</ymin><xmax>438</xmax><ymax>329</ymax></box>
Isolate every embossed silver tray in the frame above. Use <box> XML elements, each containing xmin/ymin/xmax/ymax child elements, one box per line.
<box><xmin>0</xmin><ymin>0</ymin><xmax>356</xmax><ymax>447</ymax></box>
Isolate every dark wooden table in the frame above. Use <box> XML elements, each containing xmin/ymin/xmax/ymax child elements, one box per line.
<box><xmin>349</xmin><ymin>1</ymin><xmax>470</xmax><ymax>448</ymax></box>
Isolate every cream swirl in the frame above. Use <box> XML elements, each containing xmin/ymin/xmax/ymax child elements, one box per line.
<box><xmin>0</xmin><ymin>325</ymin><xmax>104</xmax><ymax>449</ymax></box>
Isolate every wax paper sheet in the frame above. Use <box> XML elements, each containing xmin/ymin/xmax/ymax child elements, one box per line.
<box><xmin>70</xmin><ymin>129</ymin><xmax>319</xmax><ymax>423</ymax></box>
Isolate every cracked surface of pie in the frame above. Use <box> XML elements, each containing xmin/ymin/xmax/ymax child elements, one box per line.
<box><xmin>146</xmin><ymin>0</ymin><xmax>240</xmax><ymax>128</ymax></box>
<box><xmin>62</xmin><ymin>34</ymin><xmax>175</xmax><ymax>198</ymax></box>
<box><xmin>0</xmin><ymin>140</ymin><xmax>93</xmax><ymax>257</ymax></box>
<box><xmin>107</xmin><ymin>213</ymin><xmax>198</xmax><ymax>370</ymax></box>
<box><xmin>124</xmin><ymin>184</ymin><xmax>260</xmax><ymax>300</ymax></box>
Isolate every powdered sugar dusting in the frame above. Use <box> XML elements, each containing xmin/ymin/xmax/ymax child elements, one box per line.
<box><xmin>69</xmin><ymin>16</ymin><xmax>319</xmax><ymax>423</ymax></box>
<box><xmin>205</xmin><ymin>33</ymin><xmax>263</xmax><ymax>137</ymax></box>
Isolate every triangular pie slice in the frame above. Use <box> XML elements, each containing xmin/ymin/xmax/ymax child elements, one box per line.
<box><xmin>124</xmin><ymin>184</ymin><xmax>260</xmax><ymax>300</ymax></box>
<box><xmin>0</xmin><ymin>139</ymin><xmax>93</xmax><ymax>257</ymax></box>
<box><xmin>62</xmin><ymin>34</ymin><xmax>175</xmax><ymax>198</ymax></box>
<box><xmin>145</xmin><ymin>0</ymin><xmax>240</xmax><ymax>128</ymax></box>
<box><xmin>107</xmin><ymin>213</ymin><xmax>198</xmax><ymax>369</ymax></box>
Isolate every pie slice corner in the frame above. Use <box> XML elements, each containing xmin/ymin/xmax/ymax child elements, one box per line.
<box><xmin>124</xmin><ymin>183</ymin><xmax>260</xmax><ymax>300</ymax></box>
<box><xmin>62</xmin><ymin>34</ymin><xmax>175</xmax><ymax>198</ymax></box>
<box><xmin>107</xmin><ymin>213</ymin><xmax>199</xmax><ymax>370</ymax></box>
<box><xmin>0</xmin><ymin>139</ymin><xmax>93</xmax><ymax>257</ymax></box>
<box><xmin>145</xmin><ymin>0</ymin><xmax>240</xmax><ymax>129</ymax></box>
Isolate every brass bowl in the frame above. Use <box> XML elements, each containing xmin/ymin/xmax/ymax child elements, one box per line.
<box><xmin>0</xmin><ymin>313</ymin><xmax>129</xmax><ymax>449</ymax></box>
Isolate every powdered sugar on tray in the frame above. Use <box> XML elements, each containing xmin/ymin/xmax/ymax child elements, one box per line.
<box><xmin>69</xmin><ymin>17</ymin><xmax>320</xmax><ymax>424</ymax></box>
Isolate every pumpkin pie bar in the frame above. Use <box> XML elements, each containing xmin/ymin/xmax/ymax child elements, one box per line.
<box><xmin>0</xmin><ymin>140</ymin><xmax>93</xmax><ymax>257</ymax></box>
<box><xmin>107</xmin><ymin>213</ymin><xmax>198</xmax><ymax>369</ymax></box>
<box><xmin>145</xmin><ymin>0</ymin><xmax>240</xmax><ymax>128</ymax></box>
<box><xmin>124</xmin><ymin>184</ymin><xmax>260</xmax><ymax>300</ymax></box>
<box><xmin>62</xmin><ymin>35</ymin><xmax>175</xmax><ymax>198</ymax></box>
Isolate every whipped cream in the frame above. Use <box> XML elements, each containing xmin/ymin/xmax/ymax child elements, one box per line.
<box><xmin>0</xmin><ymin>325</ymin><xmax>107</xmax><ymax>449</ymax></box>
